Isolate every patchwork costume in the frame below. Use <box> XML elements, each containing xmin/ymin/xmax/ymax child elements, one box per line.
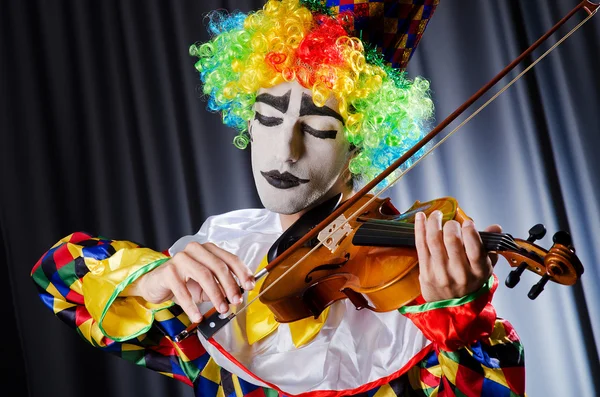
<box><xmin>32</xmin><ymin>1</ymin><xmax>526</xmax><ymax>396</ymax></box>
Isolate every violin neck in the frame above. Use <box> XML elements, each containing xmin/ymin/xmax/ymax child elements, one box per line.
<box><xmin>353</xmin><ymin>220</ymin><xmax>515</xmax><ymax>252</ymax></box>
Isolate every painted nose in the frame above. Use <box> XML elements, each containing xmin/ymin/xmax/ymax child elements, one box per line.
<box><xmin>274</xmin><ymin>121</ymin><xmax>304</xmax><ymax>163</ymax></box>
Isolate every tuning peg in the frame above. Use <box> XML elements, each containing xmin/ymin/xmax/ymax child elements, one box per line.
<box><xmin>552</xmin><ymin>231</ymin><xmax>572</xmax><ymax>247</ymax></box>
<box><xmin>505</xmin><ymin>262</ymin><xmax>528</xmax><ymax>288</ymax></box>
<box><xmin>527</xmin><ymin>224</ymin><xmax>546</xmax><ymax>242</ymax></box>
<box><xmin>528</xmin><ymin>274</ymin><xmax>551</xmax><ymax>300</ymax></box>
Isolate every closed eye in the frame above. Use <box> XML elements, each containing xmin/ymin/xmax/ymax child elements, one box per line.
<box><xmin>302</xmin><ymin>123</ymin><xmax>337</xmax><ymax>140</ymax></box>
<box><xmin>255</xmin><ymin>112</ymin><xmax>283</xmax><ymax>127</ymax></box>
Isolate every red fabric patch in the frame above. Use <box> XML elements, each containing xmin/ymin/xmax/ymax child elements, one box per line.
<box><xmin>501</xmin><ymin>319</ymin><xmax>520</xmax><ymax>343</ymax></box>
<box><xmin>408</xmin><ymin>20</ymin><xmax>421</xmax><ymax>35</ymax></box>
<box><xmin>153</xmin><ymin>336</ymin><xmax>177</xmax><ymax>357</ymax></box>
<box><xmin>454</xmin><ymin>364</ymin><xmax>484</xmax><ymax>397</ymax></box>
<box><xmin>75</xmin><ymin>306</ymin><xmax>92</xmax><ymax>327</ymax></box>
<box><xmin>246</xmin><ymin>388</ymin><xmax>267</xmax><ymax>397</ymax></box>
<box><xmin>53</xmin><ymin>244</ymin><xmax>74</xmax><ymax>269</ymax></box>
<box><xmin>420</xmin><ymin>367</ymin><xmax>439</xmax><ymax>388</ymax></box>
<box><xmin>353</xmin><ymin>3</ymin><xmax>369</xmax><ymax>17</ymax></box>
<box><xmin>403</xmin><ymin>277</ymin><xmax>498</xmax><ymax>351</ymax></box>
<box><xmin>65</xmin><ymin>290</ymin><xmax>85</xmax><ymax>305</ymax></box>
<box><xmin>503</xmin><ymin>367</ymin><xmax>526</xmax><ymax>395</ymax></box>
<box><xmin>176</xmin><ymin>332</ymin><xmax>207</xmax><ymax>361</ymax></box>
<box><xmin>70</xmin><ymin>231</ymin><xmax>93</xmax><ymax>244</ymax></box>
<box><xmin>173</xmin><ymin>373</ymin><xmax>194</xmax><ymax>387</ymax></box>
<box><xmin>440</xmin><ymin>376</ymin><xmax>456</xmax><ymax>396</ymax></box>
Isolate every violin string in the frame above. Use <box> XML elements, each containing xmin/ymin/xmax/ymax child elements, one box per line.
<box><xmin>351</xmin><ymin>7</ymin><xmax>597</xmax><ymax>210</ymax></box>
<box><xmin>360</xmin><ymin>220</ymin><xmax>522</xmax><ymax>251</ymax></box>
<box><xmin>356</xmin><ymin>225</ymin><xmax>520</xmax><ymax>251</ymax></box>
<box><xmin>224</xmin><ymin>8</ymin><xmax>595</xmax><ymax>322</ymax></box>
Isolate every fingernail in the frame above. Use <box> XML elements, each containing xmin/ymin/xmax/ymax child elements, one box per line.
<box><xmin>245</xmin><ymin>280</ymin><xmax>256</xmax><ymax>290</ymax></box>
<box><xmin>416</xmin><ymin>212</ymin><xmax>425</xmax><ymax>222</ymax></box>
<box><xmin>219</xmin><ymin>302</ymin><xmax>229</xmax><ymax>313</ymax></box>
<box><xmin>435</xmin><ymin>211</ymin><xmax>443</xmax><ymax>229</ymax></box>
<box><xmin>233</xmin><ymin>294</ymin><xmax>242</xmax><ymax>304</ymax></box>
<box><xmin>462</xmin><ymin>220</ymin><xmax>474</xmax><ymax>228</ymax></box>
<box><xmin>193</xmin><ymin>313</ymin><xmax>202</xmax><ymax>323</ymax></box>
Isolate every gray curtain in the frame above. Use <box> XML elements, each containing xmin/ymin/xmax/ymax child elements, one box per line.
<box><xmin>1</xmin><ymin>1</ymin><xmax>598</xmax><ymax>396</ymax></box>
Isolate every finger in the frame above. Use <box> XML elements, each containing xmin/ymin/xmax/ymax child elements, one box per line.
<box><xmin>203</xmin><ymin>242</ymin><xmax>255</xmax><ymax>291</ymax></box>
<box><xmin>483</xmin><ymin>224</ymin><xmax>502</xmax><ymax>266</ymax></box>
<box><xmin>185</xmin><ymin>242</ymin><xmax>243</xmax><ymax>306</ymax></box>
<box><xmin>462</xmin><ymin>220</ymin><xmax>493</xmax><ymax>279</ymax></box>
<box><xmin>163</xmin><ymin>260</ymin><xmax>202</xmax><ymax>322</ymax></box>
<box><xmin>186</xmin><ymin>279</ymin><xmax>203</xmax><ymax>303</ymax></box>
<box><xmin>443</xmin><ymin>220</ymin><xmax>469</xmax><ymax>286</ymax></box>
<box><xmin>190</xmin><ymin>282</ymin><xmax>227</xmax><ymax>304</ymax></box>
<box><xmin>175</xmin><ymin>250</ymin><xmax>229</xmax><ymax>313</ymax></box>
<box><xmin>415</xmin><ymin>211</ymin><xmax>431</xmax><ymax>266</ymax></box>
<box><xmin>425</xmin><ymin>210</ymin><xmax>451</xmax><ymax>289</ymax></box>
<box><xmin>426</xmin><ymin>210</ymin><xmax>449</xmax><ymax>266</ymax></box>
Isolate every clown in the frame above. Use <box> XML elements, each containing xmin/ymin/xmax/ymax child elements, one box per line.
<box><xmin>31</xmin><ymin>1</ymin><xmax>526</xmax><ymax>396</ymax></box>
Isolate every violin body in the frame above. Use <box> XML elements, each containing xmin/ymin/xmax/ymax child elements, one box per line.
<box><xmin>259</xmin><ymin>195</ymin><xmax>472</xmax><ymax>323</ymax></box>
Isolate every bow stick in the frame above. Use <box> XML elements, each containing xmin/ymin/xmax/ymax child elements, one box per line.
<box><xmin>175</xmin><ymin>0</ymin><xmax>599</xmax><ymax>342</ymax></box>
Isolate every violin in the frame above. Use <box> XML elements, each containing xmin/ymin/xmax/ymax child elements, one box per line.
<box><xmin>174</xmin><ymin>0</ymin><xmax>596</xmax><ymax>343</ymax></box>
<box><xmin>258</xmin><ymin>194</ymin><xmax>583</xmax><ymax>323</ymax></box>
<box><xmin>180</xmin><ymin>193</ymin><xmax>583</xmax><ymax>342</ymax></box>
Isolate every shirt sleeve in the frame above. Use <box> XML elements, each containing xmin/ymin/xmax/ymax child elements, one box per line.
<box><xmin>399</xmin><ymin>275</ymin><xmax>526</xmax><ymax>395</ymax></box>
<box><xmin>30</xmin><ymin>231</ymin><xmax>213</xmax><ymax>388</ymax></box>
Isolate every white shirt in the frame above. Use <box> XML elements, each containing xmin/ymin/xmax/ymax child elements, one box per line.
<box><xmin>170</xmin><ymin>208</ymin><xmax>428</xmax><ymax>395</ymax></box>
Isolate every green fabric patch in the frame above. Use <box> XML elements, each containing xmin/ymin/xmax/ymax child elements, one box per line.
<box><xmin>263</xmin><ymin>387</ymin><xmax>279</xmax><ymax>397</ymax></box>
<box><xmin>97</xmin><ymin>257</ymin><xmax>172</xmax><ymax>342</ymax></box>
<box><xmin>32</xmin><ymin>267</ymin><xmax>50</xmax><ymax>291</ymax></box>
<box><xmin>399</xmin><ymin>275</ymin><xmax>494</xmax><ymax>315</ymax></box>
<box><xmin>56</xmin><ymin>259</ymin><xmax>80</xmax><ymax>288</ymax></box>
<box><xmin>122</xmin><ymin>348</ymin><xmax>146</xmax><ymax>366</ymax></box>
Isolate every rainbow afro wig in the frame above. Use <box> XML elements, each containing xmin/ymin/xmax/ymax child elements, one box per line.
<box><xmin>189</xmin><ymin>0</ymin><xmax>438</xmax><ymax>188</ymax></box>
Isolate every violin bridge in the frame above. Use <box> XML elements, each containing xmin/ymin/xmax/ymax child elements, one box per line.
<box><xmin>318</xmin><ymin>215</ymin><xmax>353</xmax><ymax>253</ymax></box>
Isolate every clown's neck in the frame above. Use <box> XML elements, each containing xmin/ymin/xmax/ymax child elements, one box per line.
<box><xmin>278</xmin><ymin>189</ymin><xmax>355</xmax><ymax>231</ymax></box>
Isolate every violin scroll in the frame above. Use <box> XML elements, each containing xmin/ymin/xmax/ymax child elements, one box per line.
<box><xmin>502</xmin><ymin>224</ymin><xmax>584</xmax><ymax>300</ymax></box>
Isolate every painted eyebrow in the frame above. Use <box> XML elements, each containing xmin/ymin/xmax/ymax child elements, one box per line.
<box><xmin>300</xmin><ymin>93</ymin><xmax>344</xmax><ymax>124</ymax></box>
<box><xmin>255</xmin><ymin>90</ymin><xmax>291</xmax><ymax>114</ymax></box>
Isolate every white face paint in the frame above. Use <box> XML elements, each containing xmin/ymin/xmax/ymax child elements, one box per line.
<box><xmin>250</xmin><ymin>81</ymin><xmax>351</xmax><ymax>215</ymax></box>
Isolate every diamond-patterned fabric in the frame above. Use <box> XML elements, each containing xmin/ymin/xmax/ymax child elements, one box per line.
<box><xmin>319</xmin><ymin>0</ymin><xmax>440</xmax><ymax>69</ymax></box>
<box><xmin>32</xmin><ymin>232</ymin><xmax>525</xmax><ymax>396</ymax></box>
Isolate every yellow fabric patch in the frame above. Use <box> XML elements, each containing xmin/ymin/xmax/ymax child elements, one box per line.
<box><xmin>438</xmin><ymin>353</ymin><xmax>459</xmax><ymax>384</ymax></box>
<box><xmin>373</xmin><ymin>383</ymin><xmax>397</xmax><ymax>397</ymax></box>
<box><xmin>232</xmin><ymin>374</ymin><xmax>244</xmax><ymax>397</ymax></box>
<box><xmin>82</xmin><ymin>248</ymin><xmax>171</xmax><ymax>340</ymax></box>
<box><xmin>201</xmin><ymin>358</ymin><xmax>222</xmax><ymax>384</ymax></box>
<box><xmin>53</xmin><ymin>298</ymin><xmax>76</xmax><ymax>314</ymax></box>
<box><xmin>246</xmin><ymin>256</ymin><xmax>330</xmax><ymax>348</ymax></box>
<box><xmin>485</xmin><ymin>367</ymin><xmax>512</xmax><ymax>386</ymax></box>
<box><xmin>487</xmin><ymin>321</ymin><xmax>509</xmax><ymax>346</ymax></box>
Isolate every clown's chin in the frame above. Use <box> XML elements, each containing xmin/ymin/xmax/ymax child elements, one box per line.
<box><xmin>259</xmin><ymin>192</ymin><xmax>312</xmax><ymax>215</ymax></box>
<box><xmin>256</xmin><ymin>181</ymin><xmax>322</xmax><ymax>215</ymax></box>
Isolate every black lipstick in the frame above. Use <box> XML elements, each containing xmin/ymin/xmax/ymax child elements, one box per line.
<box><xmin>261</xmin><ymin>170</ymin><xmax>309</xmax><ymax>189</ymax></box>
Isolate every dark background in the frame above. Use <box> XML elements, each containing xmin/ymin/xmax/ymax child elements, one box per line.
<box><xmin>2</xmin><ymin>1</ymin><xmax>600</xmax><ymax>396</ymax></box>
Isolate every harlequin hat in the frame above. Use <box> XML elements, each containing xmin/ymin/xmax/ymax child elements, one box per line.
<box><xmin>301</xmin><ymin>0</ymin><xmax>439</xmax><ymax>69</ymax></box>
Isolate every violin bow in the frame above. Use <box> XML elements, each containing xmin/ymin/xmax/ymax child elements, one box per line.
<box><xmin>175</xmin><ymin>0</ymin><xmax>599</xmax><ymax>342</ymax></box>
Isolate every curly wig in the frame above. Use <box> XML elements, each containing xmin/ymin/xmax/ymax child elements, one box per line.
<box><xmin>190</xmin><ymin>0</ymin><xmax>434</xmax><ymax>187</ymax></box>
